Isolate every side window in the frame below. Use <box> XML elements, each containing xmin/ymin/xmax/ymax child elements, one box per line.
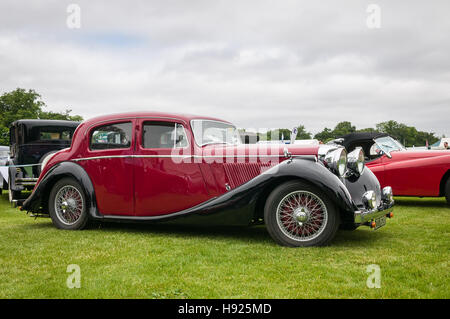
<box><xmin>90</xmin><ymin>122</ymin><xmax>132</xmax><ymax>150</ymax></box>
<box><xmin>142</xmin><ymin>121</ymin><xmax>188</xmax><ymax>149</ymax></box>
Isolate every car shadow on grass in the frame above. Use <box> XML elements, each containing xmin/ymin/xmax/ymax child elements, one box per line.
<box><xmin>20</xmin><ymin>215</ymin><xmax>392</xmax><ymax>247</ymax></box>
<box><xmin>89</xmin><ymin>221</ymin><xmax>392</xmax><ymax>247</ymax></box>
<box><xmin>97</xmin><ymin>222</ymin><xmax>274</xmax><ymax>244</ymax></box>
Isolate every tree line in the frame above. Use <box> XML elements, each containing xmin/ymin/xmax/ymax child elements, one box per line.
<box><xmin>259</xmin><ymin>120</ymin><xmax>441</xmax><ymax>147</ymax></box>
<box><xmin>0</xmin><ymin>88</ymin><xmax>83</xmax><ymax>145</ymax></box>
<box><xmin>0</xmin><ymin>88</ymin><xmax>443</xmax><ymax>147</ymax></box>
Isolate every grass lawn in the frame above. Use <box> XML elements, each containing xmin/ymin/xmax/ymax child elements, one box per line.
<box><xmin>0</xmin><ymin>191</ymin><xmax>448</xmax><ymax>299</ymax></box>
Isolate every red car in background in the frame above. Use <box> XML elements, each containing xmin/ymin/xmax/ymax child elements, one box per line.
<box><xmin>335</xmin><ymin>132</ymin><xmax>450</xmax><ymax>204</ymax></box>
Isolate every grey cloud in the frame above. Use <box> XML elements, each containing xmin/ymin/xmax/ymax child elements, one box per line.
<box><xmin>0</xmin><ymin>0</ymin><xmax>449</xmax><ymax>137</ymax></box>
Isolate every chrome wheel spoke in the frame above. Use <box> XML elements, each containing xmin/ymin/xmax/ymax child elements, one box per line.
<box><xmin>54</xmin><ymin>185</ymin><xmax>84</xmax><ymax>226</ymax></box>
<box><xmin>276</xmin><ymin>191</ymin><xmax>328</xmax><ymax>242</ymax></box>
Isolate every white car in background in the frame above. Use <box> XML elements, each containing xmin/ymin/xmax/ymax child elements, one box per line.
<box><xmin>0</xmin><ymin>146</ymin><xmax>10</xmax><ymax>195</ymax></box>
<box><xmin>430</xmin><ymin>138</ymin><xmax>450</xmax><ymax>150</ymax></box>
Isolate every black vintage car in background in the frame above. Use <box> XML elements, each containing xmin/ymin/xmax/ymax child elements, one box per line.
<box><xmin>5</xmin><ymin>119</ymin><xmax>79</xmax><ymax>203</ymax></box>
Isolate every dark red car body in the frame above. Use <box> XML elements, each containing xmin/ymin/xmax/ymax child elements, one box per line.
<box><xmin>32</xmin><ymin>112</ymin><xmax>320</xmax><ymax>217</ymax></box>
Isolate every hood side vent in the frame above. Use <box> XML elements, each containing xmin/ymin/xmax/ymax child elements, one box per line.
<box><xmin>223</xmin><ymin>162</ymin><xmax>275</xmax><ymax>189</ymax></box>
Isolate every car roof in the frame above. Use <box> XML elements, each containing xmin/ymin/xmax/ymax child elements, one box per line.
<box><xmin>338</xmin><ymin>132</ymin><xmax>389</xmax><ymax>144</ymax></box>
<box><xmin>11</xmin><ymin>119</ymin><xmax>80</xmax><ymax>127</ymax></box>
<box><xmin>80</xmin><ymin>111</ymin><xmax>233</xmax><ymax>127</ymax></box>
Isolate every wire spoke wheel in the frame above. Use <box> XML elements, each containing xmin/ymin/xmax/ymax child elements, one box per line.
<box><xmin>54</xmin><ymin>185</ymin><xmax>84</xmax><ymax>226</ymax></box>
<box><xmin>276</xmin><ymin>190</ymin><xmax>328</xmax><ymax>242</ymax></box>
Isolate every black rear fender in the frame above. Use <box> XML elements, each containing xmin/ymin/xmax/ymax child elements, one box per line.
<box><xmin>22</xmin><ymin>161</ymin><xmax>98</xmax><ymax>217</ymax></box>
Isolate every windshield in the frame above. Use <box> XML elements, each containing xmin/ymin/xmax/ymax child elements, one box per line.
<box><xmin>374</xmin><ymin>136</ymin><xmax>405</xmax><ymax>155</ymax></box>
<box><xmin>191</xmin><ymin>120</ymin><xmax>241</xmax><ymax>146</ymax></box>
<box><xmin>431</xmin><ymin>140</ymin><xmax>441</xmax><ymax>147</ymax></box>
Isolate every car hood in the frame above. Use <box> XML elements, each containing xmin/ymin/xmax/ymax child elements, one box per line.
<box><xmin>201</xmin><ymin>144</ymin><xmax>320</xmax><ymax>157</ymax></box>
<box><xmin>389</xmin><ymin>149</ymin><xmax>450</xmax><ymax>161</ymax></box>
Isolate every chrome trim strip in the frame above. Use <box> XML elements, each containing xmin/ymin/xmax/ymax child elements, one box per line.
<box><xmin>72</xmin><ymin>154</ymin><xmax>294</xmax><ymax>162</ymax></box>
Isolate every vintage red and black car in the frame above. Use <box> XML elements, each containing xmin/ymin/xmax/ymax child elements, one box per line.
<box><xmin>334</xmin><ymin>132</ymin><xmax>450</xmax><ymax>204</ymax></box>
<box><xmin>22</xmin><ymin>112</ymin><xmax>394</xmax><ymax>247</ymax></box>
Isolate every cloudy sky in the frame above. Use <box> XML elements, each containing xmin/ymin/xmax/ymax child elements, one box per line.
<box><xmin>0</xmin><ymin>0</ymin><xmax>449</xmax><ymax>136</ymax></box>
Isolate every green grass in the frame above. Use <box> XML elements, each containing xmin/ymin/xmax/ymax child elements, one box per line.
<box><xmin>0</xmin><ymin>191</ymin><xmax>448</xmax><ymax>299</ymax></box>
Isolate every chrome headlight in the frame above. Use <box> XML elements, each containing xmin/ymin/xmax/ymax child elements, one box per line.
<box><xmin>347</xmin><ymin>147</ymin><xmax>365</xmax><ymax>175</ymax></box>
<box><xmin>324</xmin><ymin>148</ymin><xmax>347</xmax><ymax>177</ymax></box>
<box><xmin>362</xmin><ymin>190</ymin><xmax>377</xmax><ymax>209</ymax></box>
<box><xmin>382</xmin><ymin>186</ymin><xmax>394</xmax><ymax>203</ymax></box>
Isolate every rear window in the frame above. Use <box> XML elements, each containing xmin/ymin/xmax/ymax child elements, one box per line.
<box><xmin>28</xmin><ymin>126</ymin><xmax>76</xmax><ymax>142</ymax></box>
<box><xmin>39</xmin><ymin>130</ymin><xmax>71</xmax><ymax>140</ymax></box>
<box><xmin>90</xmin><ymin>122</ymin><xmax>132</xmax><ymax>150</ymax></box>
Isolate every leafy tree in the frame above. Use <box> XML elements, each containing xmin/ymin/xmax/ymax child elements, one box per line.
<box><xmin>332</xmin><ymin>121</ymin><xmax>356</xmax><ymax>137</ymax></box>
<box><xmin>262</xmin><ymin>125</ymin><xmax>312</xmax><ymax>141</ymax></box>
<box><xmin>314</xmin><ymin>121</ymin><xmax>356</xmax><ymax>143</ymax></box>
<box><xmin>357</xmin><ymin>127</ymin><xmax>378</xmax><ymax>133</ymax></box>
<box><xmin>376</xmin><ymin>120</ymin><xmax>438</xmax><ymax>147</ymax></box>
<box><xmin>265</xmin><ymin>128</ymin><xmax>292</xmax><ymax>141</ymax></box>
<box><xmin>295</xmin><ymin>125</ymin><xmax>312</xmax><ymax>140</ymax></box>
<box><xmin>0</xmin><ymin>88</ymin><xmax>83</xmax><ymax>145</ymax></box>
<box><xmin>314</xmin><ymin>127</ymin><xmax>334</xmax><ymax>143</ymax></box>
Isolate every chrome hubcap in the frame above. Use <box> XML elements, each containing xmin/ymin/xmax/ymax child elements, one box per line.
<box><xmin>276</xmin><ymin>191</ymin><xmax>328</xmax><ymax>242</ymax></box>
<box><xmin>54</xmin><ymin>185</ymin><xmax>84</xmax><ymax>225</ymax></box>
<box><xmin>294</xmin><ymin>207</ymin><xmax>309</xmax><ymax>224</ymax></box>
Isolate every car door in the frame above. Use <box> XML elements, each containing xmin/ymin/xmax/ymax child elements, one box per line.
<box><xmin>134</xmin><ymin>118</ymin><xmax>210</xmax><ymax>216</ymax></box>
<box><xmin>78</xmin><ymin>120</ymin><xmax>135</xmax><ymax>216</ymax></box>
<box><xmin>381</xmin><ymin>152</ymin><xmax>441</xmax><ymax>196</ymax></box>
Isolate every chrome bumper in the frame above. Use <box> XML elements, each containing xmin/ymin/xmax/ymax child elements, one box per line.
<box><xmin>15</xmin><ymin>177</ymin><xmax>38</xmax><ymax>186</ymax></box>
<box><xmin>354</xmin><ymin>201</ymin><xmax>394</xmax><ymax>224</ymax></box>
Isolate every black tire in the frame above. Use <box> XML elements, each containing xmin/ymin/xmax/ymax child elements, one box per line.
<box><xmin>8</xmin><ymin>176</ymin><xmax>21</xmax><ymax>203</ymax></box>
<box><xmin>48</xmin><ymin>177</ymin><xmax>89</xmax><ymax>230</ymax></box>
<box><xmin>264</xmin><ymin>180</ymin><xmax>340</xmax><ymax>247</ymax></box>
<box><xmin>445</xmin><ymin>178</ymin><xmax>450</xmax><ymax>206</ymax></box>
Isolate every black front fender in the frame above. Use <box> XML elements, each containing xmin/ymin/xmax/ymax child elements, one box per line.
<box><xmin>22</xmin><ymin>161</ymin><xmax>98</xmax><ymax>217</ymax></box>
<box><xmin>147</xmin><ymin>157</ymin><xmax>358</xmax><ymax>226</ymax></box>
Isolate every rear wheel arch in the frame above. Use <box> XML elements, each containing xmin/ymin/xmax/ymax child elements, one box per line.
<box><xmin>40</xmin><ymin>173</ymin><xmax>76</xmax><ymax>213</ymax></box>
<box><xmin>48</xmin><ymin>177</ymin><xmax>90</xmax><ymax>229</ymax></box>
<box><xmin>25</xmin><ymin>162</ymin><xmax>98</xmax><ymax>217</ymax></box>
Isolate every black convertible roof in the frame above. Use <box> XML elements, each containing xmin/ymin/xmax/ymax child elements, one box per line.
<box><xmin>335</xmin><ymin>132</ymin><xmax>389</xmax><ymax>149</ymax></box>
